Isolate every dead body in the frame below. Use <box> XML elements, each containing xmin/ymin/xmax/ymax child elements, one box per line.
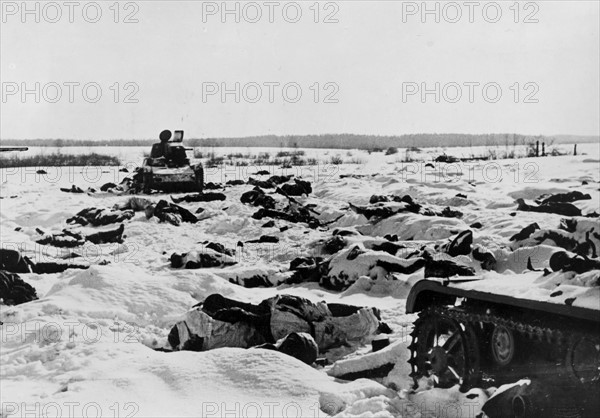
<box><xmin>36</xmin><ymin>224</ymin><xmax>125</xmax><ymax>248</ymax></box>
<box><xmin>0</xmin><ymin>248</ymin><xmax>88</xmax><ymax>275</ymax></box>
<box><xmin>168</xmin><ymin>294</ymin><xmax>389</xmax><ymax>357</ymax></box>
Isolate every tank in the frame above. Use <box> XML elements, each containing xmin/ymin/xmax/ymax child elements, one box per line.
<box><xmin>406</xmin><ymin>275</ymin><xmax>600</xmax><ymax>413</ymax></box>
<box><xmin>136</xmin><ymin>130</ymin><xmax>204</xmax><ymax>193</ymax></box>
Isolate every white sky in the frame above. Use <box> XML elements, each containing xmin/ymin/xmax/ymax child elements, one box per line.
<box><xmin>1</xmin><ymin>0</ymin><xmax>599</xmax><ymax>140</ymax></box>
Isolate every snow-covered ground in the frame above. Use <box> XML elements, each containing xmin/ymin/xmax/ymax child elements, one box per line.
<box><xmin>1</xmin><ymin>144</ymin><xmax>599</xmax><ymax>417</ymax></box>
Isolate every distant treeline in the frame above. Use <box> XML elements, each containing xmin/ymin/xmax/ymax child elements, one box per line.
<box><xmin>2</xmin><ymin>134</ymin><xmax>598</xmax><ymax>149</ymax></box>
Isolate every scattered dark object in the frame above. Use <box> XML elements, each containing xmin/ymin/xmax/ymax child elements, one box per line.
<box><xmin>438</xmin><ymin>207</ymin><xmax>463</xmax><ymax>218</ymax></box>
<box><xmin>315</xmin><ymin>358</ymin><xmax>329</xmax><ymax>367</ymax></box>
<box><xmin>470</xmin><ymin>222</ymin><xmax>483</xmax><ymax>229</ymax></box>
<box><xmin>472</xmin><ymin>247</ymin><xmax>497</xmax><ymax>271</ymax></box>
<box><xmin>67</xmin><ymin>208</ymin><xmax>134</xmax><ymax>227</ymax></box>
<box><xmin>36</xmin><ymin>231</ymin><xmax>85</xmax><ymax>248</ymax></box>
<box><xmin>0</xmin><ymin>270</ymin><xmax>38</xmax><ymax>305</ymax></box>
<box><xmin>516</xmin><ymin>198</ymin><xmax>581</xmax><ymax>217</ymax></box>
<box><xmin>435</xmin><ymin>154</ymin><xmax>459</xmax><ymax>163</ymax></box>
<box><xmin>350</xmin><ymin>195</ymin><xmax>462</xmax><ymax>221</ymax></box>
<box><xmin>559</xmin><ymin>218</ymin><xmax>579</xmax><ymax>233</ymax></box>
<box><xmin>246</xmin><ymin>235</ymin><xmax>279</xmax><ymax>244</ymax></box>
<box><xmin>287</xmin><ymin>257</ymin><xmax>329</xmax><ymax>284</ymax></box>
<box><xmin>252</xmin><ymin>207</ymin><xmax>321</xmax><ymax>229</ymax></box>
<box><xmin>113</xmin><ymin>197</ymin><xmax>153</xmax><ymax>212</ymax></box>
<box><xmin>323</xmin><ymin>236</ymin><xmax>347</xmax><ymax>254</ymax></box>
<box><xmin>290</xmin><ymin>257</ymin><xmax>323</xmax><ymax>271</ymax></box>
<box><xmin>371</xmin><ymin>241</ymin><xmax>406</xmax><ymax>256</ymax></box>
<box><xmin>336</xmin><ymin>364</ymin><xmax>396</xmax><ymax>382</ymax></box>
<box><xmin>170</xmin><ymin>250</ymin><xmax>235</xmax><ymax>269</ymax></box>
<box><xmin>276</xmin><ymin>332</ymin><xmax>319</xmax><ymax>365</ymax></box>
<box><xmin>0</xmin><ymin>249</ymin><xmax>33</xmax><ymax>273</ymax></box>
<box><xmin>248</xmin><ymin>177</ymin><xmax>276</xmax><ymax>189</ymax></box>
<box><xmin>340</xmin><ymin>174</ymin><xmax>369</xmax><ymax>179</ymax></box>
<box><xmin>280</xmin><ymin>179</ymin><xmax>312</xmax><ymax>196</ymax></box>
<box><xmin>147</xmin><ymin>200</ymin><xmax>198</xmax><ymax>226</ymax></box>
<box><xmin>204</xmin><ymin>242</ymin><xmax>235</xmax><ymax>257</ymax></box>
<box><xmin>37</xmin><ymin>224</ymin><xmax>125</xmax><ymax>247</ymax></box>
<box><xmin>535</xmin><ymin>230</ymin><xmax>586</xmax><ymax>255</ymax></box>
<box><xmin>241</xmin><ymin>187</ymin><xmax>276</xmax><ymax>209</ymax></box>
<box><xmin>482</xmin><ymin>379</ymin><xmax>597</xmax><ymax>418</ymax></box>
<box><xmin>85</xmin><ymin>224</ymin><xmax>125</xmax><ymax>244</ymax></box>
<box><xmin>444</xmin><ymin>230</ymin><xmax>473</xmax><ymax>257</ymax></box>
<box><xmin>203</xmin><ymin>182</ymin><xmax>223</xmax><ymax>190</ymax></box>
<box><xmin>422</xmin><ymin>252</ymin><xmax>475</xmax><ymax>278</ymax></box>
<box><xmin>254</xmin><ymin>170</ymin><xmax>270</xmax><ymax>175</ymax></box>
<box><xmin>119</xmin><ymin>168</ymin><xmax>129</xmax><ymax>173</ymax></box>
<box><xmin>279</xmin><ymin>226</ymin><xmax>289</xmax><ymax>232</ymax></box>
<box><xmin>261</xmin><ymin>220</ymin><xmax>275</xmax><ymax>228</ymax></box>
<box><xmin>550</xmin><ymin>290</ymin><xmax>563</xmax><ymax>297</ymax></box>
<box><xmin>372</xmin><ymin>337</ymin><xmax>390</xmax><ymax>352</ymax></box>
<box><xmin>0</xmin><ymin>248</ymin><xmax>88</xmax><ymax>274</ymax></box>
<box><xmin>226</xmin><ymin>180</ymin><xmax>245</xmax><ymax>186</ymax></box>
<box><xmin>32</xmin><ymin>262</ymin><xmax>89</xmax><ymax>274</ymax></box>
<box><xmin>60</xmin><ymin>185</ymin><xmax>84</xmax><ymax>193</ymax></box>
<box><xmin>346</xmin><ymin>245</ymin><xmax>365</xmax><ymax>261</ymax></box>
<box><xmin>537</xmin><ymin>191</ymin><xmax>591</xmax><ymax>205</ymax></box>
<box><xmin>510</xmin><ymin>223</ymin><xmax>540</xmax><ymax>241</ymax></box>
<box><xmin>36</xmin><ymin>169</ymin><xmax>47</xmax><ymax>175</ymax></box>
<box><xmin>100</xmin><ymin>182</ymin><xmax>117</xmax><ymax>192</ymax></box>
<box><xmin>268</xmin><ymin>175</ymin><xmax>294</xmax><ymax>185</ymax></box>
<box><xmin>231</xmin><ymin>275</ymin><xmax>273</xmax><ymax>289</ymax></box>
<box><xmin>171</xmin><ymin>192</ymin><xmax>226</xmax><ymax>203</ymax></box>
<box><xmin>244</xmin><ymin>186</ymin><xmax>323</xmax><ymax>228</ymax></box>
<box><xmin>349</xmin><ymin>202</ymin><xmax>402</xmax><ymax>220</ymax></box>
<box><xmin>375</xmin><ymin>258</ymin><xmax>426</xmax><ymax>276</ymax></box>
<box><xmin>378</xmin><ymin>322</ymin><xmax>393</xmax><ymax>334</ymax></box>
<box><xmin>384</xmin><ymin>234</ymin><xmax>399</xmax><ymax>241</ymax></box>
<box><xmin>549</xmin><ymin>251</ymin><xmax>600</xmax><ymax>274</ymax></box>
<box><xmin>526</xmin><ymin>257</ymin><xmax>541</xmax><ymax>271</ymax></box>
<box><xmin>455</xmin><ymin>193</ymin><xmax>467</xmax><ymax>199</ymax></box>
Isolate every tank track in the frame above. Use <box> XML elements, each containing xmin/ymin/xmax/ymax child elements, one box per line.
<box><xmin>408</xmin><ymin>305</ymin><xmax>600</xmax><ymax>388</ymax></box>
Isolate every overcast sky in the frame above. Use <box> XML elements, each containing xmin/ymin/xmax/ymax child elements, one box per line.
<box><xmin>1</xmin><ymin>0</ymin><xmax>599</xmax><ymax>140</ymax></box>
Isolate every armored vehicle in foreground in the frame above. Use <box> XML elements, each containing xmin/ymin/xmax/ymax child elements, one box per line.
<box><xmin>406</xmin><ymin>275</ymin><xmax>599</xmax><ymax>414</ymax></box>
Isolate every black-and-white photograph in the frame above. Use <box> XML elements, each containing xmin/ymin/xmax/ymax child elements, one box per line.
<box><xmin>1</xmin><ymin>1</ymin><xmax>599</xmax><ymax>417</ymax></box>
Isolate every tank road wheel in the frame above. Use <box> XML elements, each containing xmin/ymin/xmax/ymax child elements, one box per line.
<box><xmin>490</xmin><ymin>325</ymin><xmax>516</xmax><ymax>367</ymax></box>
<box><xmin>409</xmin><ymin>308</ymin><xmax>480</xmax><ymax>390</ymax></box>
<box><xmin>565</xmin><ymin>336</ymin><xmax>600</xmax><ymax>385</ymax></box>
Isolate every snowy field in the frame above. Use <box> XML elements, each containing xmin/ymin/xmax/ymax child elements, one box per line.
<box><xmin>1</xmin><ymin>144</ymin><xmax>599</xmax><ymax>417</ymax></box>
